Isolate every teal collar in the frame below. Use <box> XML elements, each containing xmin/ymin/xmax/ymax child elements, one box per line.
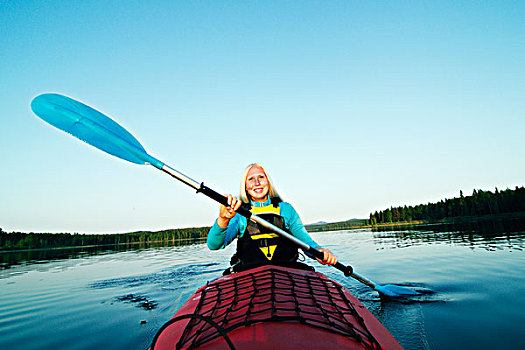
<box><xmin>251</xmin><ymin>198</ymin><xmax>271</xmax><ymax>207</ymax></box>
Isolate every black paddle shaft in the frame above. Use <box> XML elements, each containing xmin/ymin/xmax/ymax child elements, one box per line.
<box><xmin>196</xmin><ymin>183</ymin><xmax>252</xmax><ymax>218</ymax></box>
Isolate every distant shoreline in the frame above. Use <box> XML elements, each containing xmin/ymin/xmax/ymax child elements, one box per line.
<box><xmin>308</xmin><ymin>211</ymin><xmax>525</xmax><ymax>233</ymax></box>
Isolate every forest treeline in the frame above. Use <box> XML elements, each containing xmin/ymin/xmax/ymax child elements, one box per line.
<box><xmin>0</xmin><ymin>226</ymin><xmax>210</xmax><ymax>251</ymax></box>
<box><xmin>369</xmin><ymin>186</ymin><xmax>525</xmax><ymax>225</ymax></box>
<box><xmin>2</xmin><ymin>220</ymin><xmax>367</xmax><ymax>251</ymax></box>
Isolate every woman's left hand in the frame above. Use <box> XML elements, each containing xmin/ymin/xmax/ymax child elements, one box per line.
<box><xmin>317</xmin><ymin>248</ymin><xmax>337</xmax><ymax>266</ymax></box>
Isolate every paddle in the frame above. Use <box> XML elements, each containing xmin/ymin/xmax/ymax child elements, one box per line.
<box><xmin>31</xmin><ymin>93</ymin><xmax>418</xmax><ymax>297</ymax></box>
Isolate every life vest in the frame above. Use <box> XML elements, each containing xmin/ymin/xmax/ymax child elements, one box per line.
<box><xmin>233</xmin><ymin>199</ymin><xmax>299</xmax><ymax>265</ymax></box>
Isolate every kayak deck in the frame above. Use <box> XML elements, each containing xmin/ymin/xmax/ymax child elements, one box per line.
<box><xmin>152</xmin><ymin>265</ymin><xmax>403</xmax><ymax>350</ymax></box>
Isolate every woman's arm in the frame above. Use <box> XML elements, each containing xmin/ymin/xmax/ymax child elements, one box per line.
<box><xmin>279</xmin><ymin>202</ymin><xmax>320</xmax><ymax>248</ymax></box>
<box><xmin>207</xmin><ymin>220</ymin><xmax>228</xmax><ymax>250</ymax></box>
<box><xmin>207</xmin><ymin>194</ymin><xmax>244</xmax><ymax>250</ymax></box>
<box><xmin>280</xmin><ymin>202</ymin><xmax>337</xmax><ymax>266</ymax></box>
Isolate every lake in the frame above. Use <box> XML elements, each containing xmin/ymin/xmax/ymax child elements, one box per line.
<box><xmin>1</xmin><ymin>217</ymin><xmax>524</xmax><ymax>349</ymax></box>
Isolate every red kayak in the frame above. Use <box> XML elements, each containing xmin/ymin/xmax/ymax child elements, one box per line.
<box><xmin>151</xmin><ymin>264</ymin><xmax>403</xmax><ymax>350</ymax></box>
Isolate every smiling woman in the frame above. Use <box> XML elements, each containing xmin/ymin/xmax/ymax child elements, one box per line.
<box><xmin>207</xmin><ymin>163</ymin><xmax>337</xmax><ymax>268</ymax></box>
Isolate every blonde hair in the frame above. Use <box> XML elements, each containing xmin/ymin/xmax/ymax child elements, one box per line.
<box><xmin>239</xmin><ymin>163</ymin><xmax>282</xmax><ymax>203</ymax></box>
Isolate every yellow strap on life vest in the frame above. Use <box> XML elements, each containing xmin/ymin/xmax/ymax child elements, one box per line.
<box><xmin>250</xmin><ymin>233</ymin><xmax>279</xmax><ymax>240</ymax></box>
<box><xmin>250</xmin><ymin>204</ymin><xmax>280</xmax><ymax>215</ymax></box>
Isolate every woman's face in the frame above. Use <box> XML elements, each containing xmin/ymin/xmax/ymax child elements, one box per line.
<box><xmin>245</xmin><ymin>166</ymin><xmax>269</xmax><ymax>202</ymax></box>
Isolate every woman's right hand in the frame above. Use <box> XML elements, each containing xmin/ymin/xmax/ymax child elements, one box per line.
<box><xmin>217</xmin><ymin>194</ymin><xmax>242</xmax><ymax>228</ymax></box>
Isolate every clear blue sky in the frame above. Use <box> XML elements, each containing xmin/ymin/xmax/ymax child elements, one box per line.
<box><xmin>1</xmin><ymin>1</ymin><xmax>524</xmax><ymax>234</ymax></box>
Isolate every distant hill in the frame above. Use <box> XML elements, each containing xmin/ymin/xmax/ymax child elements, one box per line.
<box><xmin>309</xmin><ymin>221</ymin><xmax>328</xmax><ymax>225</ymax></box>
<box><xmin>305</xmin><ymin>218</ymin><xmax>367</xmax><ymax>232</ymax></box>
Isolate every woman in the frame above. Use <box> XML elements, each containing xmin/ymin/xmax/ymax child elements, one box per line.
<box><xmin>207</xmin><ymin>163</ymin><xmax>337</xmax><ymax>267</ymax></box>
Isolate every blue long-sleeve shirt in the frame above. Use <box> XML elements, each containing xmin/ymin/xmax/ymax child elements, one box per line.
<box><xmin>207</xmin><ymin>198</ymin><xmax>320</xmax><ymax>250</ymax></box>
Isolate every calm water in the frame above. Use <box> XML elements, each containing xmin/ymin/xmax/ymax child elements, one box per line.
<box><xmin>1</xmin><ymin>218</ymin><xmax>524</xmax><ymax>350</ymax></box>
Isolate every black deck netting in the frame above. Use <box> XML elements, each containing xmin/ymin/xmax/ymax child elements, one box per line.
<box><xmin>168</xmin><ymin>267</ymin><xmax>383</xmax><ymax>350</ymax></box>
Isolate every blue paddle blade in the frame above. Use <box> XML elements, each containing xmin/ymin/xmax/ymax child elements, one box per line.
<box><xmin>376</xmin><ymin>284</ymin><xmax>420</xmax><ymax>297</ymax></box>
<box><xmin>31</xmin><ymin>93</ymin><xmax>164</xmax><ymax>169</ymax></box>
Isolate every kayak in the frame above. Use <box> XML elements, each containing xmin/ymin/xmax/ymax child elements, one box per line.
<box><xmin>151</xmin><ymin>263</ymin><xmax>403</xmax><ymax>350</ymax></box>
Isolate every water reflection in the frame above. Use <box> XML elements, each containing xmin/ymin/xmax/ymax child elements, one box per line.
<box><xmin>372</xmin><ymin>216</ymin><xmax>525</xmax><ymax>251</ymax></box>
<box><xmin>0</xmin><ymin>238</ymin><xmax>206</xmax><ymax>271</ymax></box>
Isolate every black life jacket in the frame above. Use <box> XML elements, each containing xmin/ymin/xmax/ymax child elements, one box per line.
<box><xmin>232</xmin><ymin>198</ymin><xmax>299</xmax><ymax>265</ymax></box>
